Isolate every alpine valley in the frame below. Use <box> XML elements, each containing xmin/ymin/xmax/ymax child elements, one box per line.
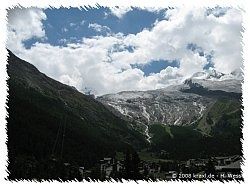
<box><xmin>98</xmin><ymin>68</ymin><xmax>242</xmax><ymax>160</ymax></box>
<box><xmin>6</xmin><ymin>50</ymin><xmax>243</xmax><ymax>180</ymax></box>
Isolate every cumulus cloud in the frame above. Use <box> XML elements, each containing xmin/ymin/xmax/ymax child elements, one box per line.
<box><xmin>7</xmin><ymin>8</ymin><xmax>47</xmax><ymax>53</ymax></box>
<box><xmin>108</xmin><ymin>7</ymin><xmax>166</xmax><ymax>19</ymax></box>
<box><xmin>109</xmin><ymin>6</ymin><xmax>133</xmax><ymax>19</ymax></box>
<box><xmin>7</xmin><ymin>7</ymin><xmax>243</xmax><ymax>96</ymax></box>
<box><xmin>88</xmin><ymin>23</ymin><xmax>111</xmax><ymax>33</ymax></box>
<box><xmin>116</xmin><ymin>7</ymin><xmax>242</xmax><ymax>75</ymax></box>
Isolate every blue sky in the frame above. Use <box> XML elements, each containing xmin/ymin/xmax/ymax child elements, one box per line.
<box><xmin>25</xmin><ymin>7</ymin><xmax>166</xmax><ymax>45</ymax></box>
<box><xmin>7</xmin><ymin>7</ymin><xmax>242</xmax><ymax>95</ymax></box>
<box><xmin>22</xmin><ymin>7</ymin><xmax>173</xmax><ymax>76</ymax></box>
<box><xmin>22</xmin><ymin>7</ymin><xmax>215</xmax><ymax>76</ymax></box>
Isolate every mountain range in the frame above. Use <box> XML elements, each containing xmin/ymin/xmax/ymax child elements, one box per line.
<box><xmin>98</xmin><ymin>69</ymin><xmax>242</xmax><ymax>140</ymax></box>
<box><xmin>98</xmin><ymin>68</ymin><xmax>242</xmax><ymax>160</ymax></box>
<box><xmin>6</xmin><ymin>50</ymin><xmax>243</xmax><ymax>179</ymax></box>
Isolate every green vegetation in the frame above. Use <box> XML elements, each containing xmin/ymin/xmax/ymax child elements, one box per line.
<box><xmin>148</xmin><ymin>99</ymin><xmax>242</xmax><ymax>160</ymax></box>
<box><xmin>149</xmin><ymin>124</ymin><xmax>204</xmax><ymax>160</ymax></box>
<box><xmin>197</xmin><ymin>99</ymin><xmax>242</xmax><ymax>134</ymax></box>
<box><xmin>6</xmin><ymin>50</ymin><xmax>243</xmax><ymax>180</ymax></box>
<box><xmin>6</xmin><ymin>50</ymin><xmax>146</xmax><ymax>180</ymax></box>
<box><xmin>148</xmin><ymin>124</ymin><xmax>172</xmax><ymax>144</ymax></box>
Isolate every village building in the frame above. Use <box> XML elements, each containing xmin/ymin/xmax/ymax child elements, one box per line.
<box><xmin>99</xmin><ymin>157</ymin><xmax>124</xmax><ymax>178</ymax></box>
<box><xmin>213</xmin><ymin>155</ymin><xmax>242</xmax><ymax>176</ymax></box>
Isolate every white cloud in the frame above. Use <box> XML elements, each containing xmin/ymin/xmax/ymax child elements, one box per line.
<box><xmin>58</xmin><ymin>38</ymin><xmax>67</xmax><ymax>44</ymax></box>
<box><xmin>7</xmin><ymin>8</ymin><xmax>47</xmax><ymax>53</ymax></box>
<box><xmin>7</xmin><ymin>7</ymin><xmax>243</xmax><ymax>96</ymax></box>
<box><xmin>108</xmin><ymin>7</ymin><xmax>166</xmax><ymax>19</ymax></box>
<box><xmin>137</xmin><ymin>66</ymin><xmax>183</xmax><ymax>90</ymax></box>
<box><xmin>69</xmin><ymin>22</ymin><xmax>76</xmax><ymax>27</ymax></box>
<box><xmin>80</xmin><ymin>20</ymin><xmax>85</xmax><ymax>25</ymax></box>
<box><xmin>61</xmin><ymin>27</ymin><xmax>68</xmax><ymax>33</ymax></box>
<box><xmin>109</xmin><ymin>7</ymin><xmax>133</xmax><ymax>19</ymax></box>
<box><xmin>113</xmin><ymin>7</ymin><xmax>242</xmax><ymax>75</ymax></box>
<box><xmin>88</xmin><ymin>23</ymin><xmax>111</xmax><ymax>33</ymax></box>
<box><xmin>206</xmin><ymin>6</ymin><xmax>229</xmax><ymax>17</ymax></box>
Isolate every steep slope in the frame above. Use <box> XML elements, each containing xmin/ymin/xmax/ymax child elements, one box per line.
<box><xmin>183</xmin><ymin>78</ymin><xmax>241</xmax><ymax>95</ymax></box>
<box><xmin>98</xmin><ymin>70</ymin><xmax>242</xmax><ymax>139</ymax></box>
<box><xmin>147</xmin><ymin>97</ymin><xmax>242</xmax><ymax>160</ymax></box>
<box><xmin>98</xmin><ymin>89</ymin><xmax>213</xmax><ymax>140</ymax></box>
<box><xmin>98</xmin><ymin>69</ymin><xmax>242</xmax><ymax>159</ymax></box>
<box><xmin>6</xmin><ymin>50</ymin><xmax>146</xmax><ymax>180</ymax></box>
<box><xmin>190</xmin><ymin>68</ymin><xmax>243</xmax><ymax>80</ymax></box>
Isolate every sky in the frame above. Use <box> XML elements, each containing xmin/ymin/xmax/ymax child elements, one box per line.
<box><xmin>7</xmin><ymin>6</ymin><xmax>243</xmax><ymax>96</ymax></box>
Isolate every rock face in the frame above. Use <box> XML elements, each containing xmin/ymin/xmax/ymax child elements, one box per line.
<box><xmin>98</xmin><ymin>88</ymin><xmax>213</xmax><ymax>126</ymax></box>
<box><xmin>98</xmin><ymin>70</ymin><xmax>242</xmax><ymax>140</ymax></box>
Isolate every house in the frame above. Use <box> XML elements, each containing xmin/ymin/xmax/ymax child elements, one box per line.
<box><xmin>78</xmin><ymin>166</ymin><xmax>85</xmax><ymax>177</ymax></box>
<box><xmin>214</xmin><ymin>155</ymin><xmax>242</xmax><ymax>175</ymax></box>
<box><xmin>213</xmin><ymin>155</ymin><xmax>241</xmax><ymax>166</ymax></box>
<box><xmin>100</xmin><ymin>157</ymin><xmax>124</xmax><ymax>178</ymax></box>
<box><xmin>149</xmin><ymin>163</ymin><xmax>161</xmax><ymax>174</ymax></box>
<box><xmin>140</xmin><ymin>161</ymin><xmax>161</xmax><ymax>178</ymax></box>
<box><xmin>116</xmin><ymin>161</ymin><xmax>123</xmax><ymax>172</ymax></box>
<box><xmin>213</xmin><ymin>156</ymin><xmax>230</xmax><ymax>166</ymax></box>
<box><xmin>186</xmin><ymin>158</ymin><xmax>207</xmax><ymax>167</ymax></box>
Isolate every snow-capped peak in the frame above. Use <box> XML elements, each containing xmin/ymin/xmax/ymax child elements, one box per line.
<box><xmin>190</xmin><ymin>68</ymin><xmax>243</xmax><ymax>81</ymax></box>
<box><xmin>190</xmin><ymin>69</ymin><xmax>224</xmax><ymax>80</ymax></box>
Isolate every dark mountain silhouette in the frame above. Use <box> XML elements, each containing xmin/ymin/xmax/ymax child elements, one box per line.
<box><xmin>6</xmin><ymin>50</ymin><xmax>146</xmax><ymax>180</ymax></box>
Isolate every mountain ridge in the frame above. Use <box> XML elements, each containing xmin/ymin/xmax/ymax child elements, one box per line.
<box><xmin>98</xmin><ymin>69</ymin><xmax>242</xmax><ymax>138</ymax></box>
<box><xmin>6</xmin><ymin>49</ymin><xmax>147</xmax><ymax>179</ymax></box>
<box><xmin>6</xmin><ymin>49</ymin><xmax>243</xmax><ymax>179</ymax></box>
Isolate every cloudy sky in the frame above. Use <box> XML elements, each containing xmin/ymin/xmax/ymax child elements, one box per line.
<box><xmin>7</xmin><ymin>6</ymin><xmax>242</xmax><ymax>95</ymax></box>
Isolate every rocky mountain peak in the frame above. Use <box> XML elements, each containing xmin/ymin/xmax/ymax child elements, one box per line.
<box><xmin>98</xmin><ymin>69</ymin><xmax>242</xmax><ymax>140</ymax></box>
